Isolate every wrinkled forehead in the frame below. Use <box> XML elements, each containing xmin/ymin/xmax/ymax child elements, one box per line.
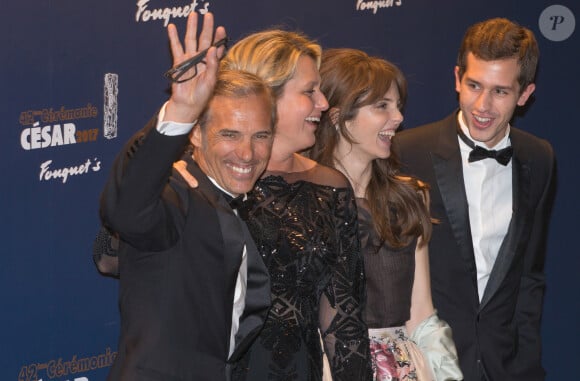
<box><xmin>205</xmin><ymin>93</ymin><xmax>274</xmax><ymax>132</ymax></box>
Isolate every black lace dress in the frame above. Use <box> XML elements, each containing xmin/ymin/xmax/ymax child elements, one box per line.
<box><xmin>235</xmin><ymin>166</ymin><xmax>372</xmax><ymax>381</ymax></box>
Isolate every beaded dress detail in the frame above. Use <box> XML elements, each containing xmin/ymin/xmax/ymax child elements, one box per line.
<box><xmin>236</xmin><ymin>166</ymin><xmax>372</xmax><ymax>381</ymax></box>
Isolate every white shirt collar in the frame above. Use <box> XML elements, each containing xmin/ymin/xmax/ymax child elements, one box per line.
<box><xmin>207</xmin><ymin>176</ymin><xmax>247</xmax><ymax>201</ymax></box>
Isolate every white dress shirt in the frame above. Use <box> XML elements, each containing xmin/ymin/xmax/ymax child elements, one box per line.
<box><xmin>457</xmin><ymin>111</ymin><xmax>513</xmax><ymax>301</ymax></box>
<box><xmin>156</xmin><ymin>102</ymin><xmax>248</xmax><ymax>357</ymax></box>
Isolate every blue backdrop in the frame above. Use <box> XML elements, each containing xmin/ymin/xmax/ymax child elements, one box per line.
<box><xmin>1</xmin><ymin>1</ymin><xmax>577</xmax><ymax>380</ymax></box>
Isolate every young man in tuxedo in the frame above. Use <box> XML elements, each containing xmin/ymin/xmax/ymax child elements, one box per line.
<box><xmin>100</xmin><ymin>13</ymin><xmax>274</xmax><ymax>381</ymax></box>
<box><xmin>394</xmin><ymin>18</ymin><xmax>556</xmax><ymax>381</ymax></box>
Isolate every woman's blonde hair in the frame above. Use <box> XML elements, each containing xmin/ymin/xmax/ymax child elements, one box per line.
<box><xmin>221</xmin><ymin>29</ymin><xmax>321</xmax><ymax>99</ymax></box>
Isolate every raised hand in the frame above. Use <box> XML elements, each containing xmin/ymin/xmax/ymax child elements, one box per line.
<box><xmin>164</xmin><ymin>12</ymin><xmax>227</xmax><ymax>123</ymax></box>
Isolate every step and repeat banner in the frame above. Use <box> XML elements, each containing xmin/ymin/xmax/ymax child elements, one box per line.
<box><xmin>0</xmin><ymin>1</ymin><xmax>577</xmax><ymax>380</ymax></box>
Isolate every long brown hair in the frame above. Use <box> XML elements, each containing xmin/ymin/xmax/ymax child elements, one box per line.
<box><xmin>309</xmin><ymin>48</ymin><xmax>432</xmax><ymax>248</ymax></box>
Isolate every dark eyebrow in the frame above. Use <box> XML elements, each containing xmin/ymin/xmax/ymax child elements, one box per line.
<box><xmin>466</xmin><ymin>77</ymin><xmax>515</xmax><ymax>91</ymax></box>
<box><xmin>218</xmin><ymin>129</ymin><xmax>239</xmax><ymax>134</ymax></box>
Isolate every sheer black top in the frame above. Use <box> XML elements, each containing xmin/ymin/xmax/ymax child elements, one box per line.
<box><xmin>236</xmin><ymin>165</ymin><xmax>372</xmax><ymax>381</ymax></box>
<box><xmin>356</xmin><ymin>198</ymin><xmax>416</xmax><ymax>329</ymax></box>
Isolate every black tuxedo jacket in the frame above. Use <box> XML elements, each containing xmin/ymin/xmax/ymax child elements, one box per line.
<box><xmin>100</xmin><ymin>117</ymin><xmax>270</xmax><ymax>381</ymax></box>
<box><xmin>393</xmin><ymin>111</ymin><xmax>556</xmax><ymax>381</ymax></box>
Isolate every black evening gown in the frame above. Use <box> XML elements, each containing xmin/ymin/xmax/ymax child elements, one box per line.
<box><xmin>235</xmin><ymin>166</ymin><xmax>372</xmax><ymax>381</ymax></box>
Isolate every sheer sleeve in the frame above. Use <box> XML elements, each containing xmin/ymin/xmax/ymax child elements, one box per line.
<box><xmin>319</xmin><ymin>185</ymin><xmax>372</xmax><ymax>381</ymax></box>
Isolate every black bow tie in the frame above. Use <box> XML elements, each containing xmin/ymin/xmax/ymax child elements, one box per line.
<box><xmin>222</xmin><ymin>192</ymin><xmax>250</xmax><ymax>220</ymax></box>
<box><xmin>221</xmin><ymin>192</ymin><xmax>243</xmax><ymax>208</ymax></box>
<box><xmin>457</xmin><ymin>125</ymin><xmax>513</xmax><ymax>166</ymax></box>
<box><xmin>228</xmin><ymin>194</ymin><xmax>246</xmax><ymax>210</ymax></box>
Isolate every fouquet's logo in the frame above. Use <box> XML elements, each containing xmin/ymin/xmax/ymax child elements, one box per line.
<box><xmin>18</xmin><ymin>104</ymin><xmax>99</xmax><ymax>151</ymax></box>
<box><xmin>135</xmin><ymin>0</ymin><xmax>211</xmax><ymax>27</ymax></box>
<box><xmin>39</xmin><ymin>157</ymin><xmax>102</xmax><ymax>184</ymax></box>
<box><xmin>355</xmin><ymin>0</ymin><xmax>402</xmax><ymax>14</ymax></box>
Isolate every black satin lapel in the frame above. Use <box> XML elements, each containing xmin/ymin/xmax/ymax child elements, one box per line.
<box><xmin>181</xmin><ymin>159</ymin><xmax>259</xmax><ymax>361</ymax></box>
<box><xmin>432</xmin><ymin>143</ymin><xmax>478</xmax><ymax>288</ymax></box>
<box><xmin>480</xmin><ymin>156</ymin><xmax>531</xmax><ymax>309</ymax></box>
<box><xmin>228</xmin><ymin>222</ymin><xmax>271</xmax><ymax>362</ymax></box>
<box><xmin>186</xmin><ymin>163</ymin><xmax>245</xmax><ymax>285</ymax></box>
<box><xmin>215</xmin><ymin>194</ymin><xmax>245</xmax><ymax>303</ymax></box>
<box><xmin>209</xmin><ymin>186</ymin><xmax>247</xmax><ymax>360</ymax></box>
<box><xmin>185</xmin><ymin>158</ymin><xmax>269</xmax><ymax>361</ymax></box>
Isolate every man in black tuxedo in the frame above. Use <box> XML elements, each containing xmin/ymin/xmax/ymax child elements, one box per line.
<box><xmin>394</xmin><ymin>18</ymin><xmax>556</xmax><ymax>381</ymax></box>
<box><xmin>100</xmin><ymin>13</ymin><xmax>274</xmax><ymax>381</ymax></box>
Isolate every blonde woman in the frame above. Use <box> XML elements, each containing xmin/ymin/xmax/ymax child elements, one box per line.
<box><xmin>218</xmin><ymin>31</ymin><xmax>372</xmax><ymax>381</ymax></box>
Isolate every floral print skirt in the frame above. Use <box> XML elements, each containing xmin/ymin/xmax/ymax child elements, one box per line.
<box><xmin>368</xmin><ymin>326</ymin><xmax>434</xmax><ymax>381</ymax></box>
